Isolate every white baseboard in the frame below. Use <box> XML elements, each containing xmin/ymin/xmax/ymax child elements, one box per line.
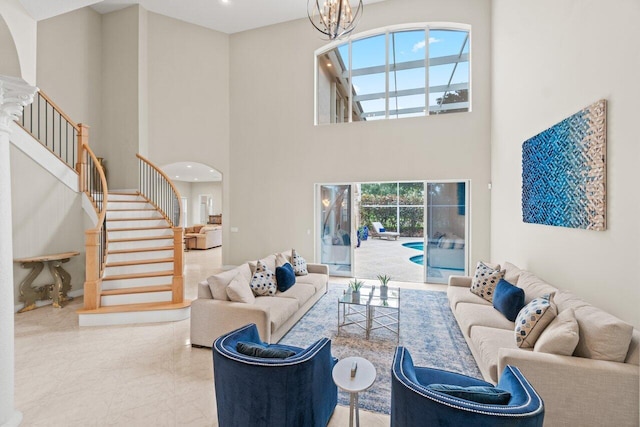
<box><xmin>14</xmin><ymin>288</ymin><xmax>84</xmax><ymax>313</ymax></box>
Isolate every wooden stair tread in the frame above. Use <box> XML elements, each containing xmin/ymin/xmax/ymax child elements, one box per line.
<box><xmin>107</xmin><ymin>217</ymin><xmax>162</xmax><ymax>222</ymax></box>
<box><xmin>77</xmin><ymin>300</ymin><xmax>191</xmax><ymax>314</ymax></box>
<box><xmin>109</xmin><ymin>191</ymin><xmax>140</xmax><ymax>195</ymax></box>
<box><xmin>101</xmin><ymin>285</ymin><xmax>173</xmax><ymax>296</ymax></box>
<box><xmin>106</xmin><ymin>258</ymin><xmax>174</xmax><ymax>268</ymax></box>
<box><xmin>108</xmin><ymin>246</ymin><xmax>174</xmax><ymax>255</ymax></box>
<box><xmin>102</xmin><ymin>270</ymin><xmax>174</xmax><ymax>281</ymax></box>
<box><xmin>109</xmin><ymin>225</ymin><xmax>171</xmax><ymax>232</ymax></box>
<box><xmin>108</xmin><ymin>208</ymin><xmax>157</xmax><ymax>212</ymax></box>
<box><xmin>109</xmin><ymin>235</ymin><xmax>172</xmax><ymax>243</ymax></box>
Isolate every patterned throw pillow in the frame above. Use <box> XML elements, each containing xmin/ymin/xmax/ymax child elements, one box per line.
<box><xmin>249</xmin><ymin>260</ymin><xmax>277</xmax><ymax>296</ymax></box>
<box><xmin>515</xmin><ymin>293</ymin><xmax>557</xmax><ymax>348</ymax></box>
<box><xmin>291</xmin><ymin>249</ymin><xmax>308</xmax><ymax>276</ymax></box>
<box><xmin>470</xmin><ymin>261</ymin><xmax>505</xmax><ymax>303</ymax></box>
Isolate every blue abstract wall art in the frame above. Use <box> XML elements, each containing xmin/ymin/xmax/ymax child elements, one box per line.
<box><xmin>522</xmin><ymin>99</ymin><xmax>607</xmax><ymax>231</ymax></box>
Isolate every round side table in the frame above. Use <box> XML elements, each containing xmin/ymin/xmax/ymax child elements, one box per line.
<box><xmin>332</xmin><ymin>356</ymin><xmax>376</xmax><ymax>427</ymax></box>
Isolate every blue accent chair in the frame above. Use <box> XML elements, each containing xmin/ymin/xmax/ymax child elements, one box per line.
<box><xmin>391</xmin><ymin>347</ymin><xmax>544</xmax><ymax>427</ymax></box>
<box><xmin>213</xmin><ymin>323</ymin><xmax>338</xmax><ymax>427</ymax></box>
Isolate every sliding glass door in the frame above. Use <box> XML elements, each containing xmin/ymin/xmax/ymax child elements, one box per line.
<box><xmin>424</xmin><ymin>181</ymin><xmax>469</xmax><ymax>283</ymax></box>
<box><xmin>317</xmin><ymin>184</ymin><xmax>354</xmax><ymax>276</ymax></box>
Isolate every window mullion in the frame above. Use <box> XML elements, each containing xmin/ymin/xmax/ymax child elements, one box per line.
<box><xmin>385</xmin><ymin>31</ymin><xmax>390</xmax><ymax>119</ymax></box>
<box><xmin>348</xmin><ymin>41</ymin><xmax>353</xmax><ymax>123</ymax></box>
<box><xmin>425</xmin><ymin>27</ymin><xmax>430</xmax><ymax>116</ymax></box>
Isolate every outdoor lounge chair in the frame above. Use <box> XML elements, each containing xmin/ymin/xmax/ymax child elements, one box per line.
<box><xmin>370</xmin><ymin>222</ymin><xmax>400</xmax><ymax>240</ymax></box>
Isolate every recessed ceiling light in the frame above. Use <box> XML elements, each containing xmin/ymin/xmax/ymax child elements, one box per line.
<box><xmin>186</xmin><ymin>165</ymin><xmax>192</xmax><ymax>168</ymax></box>
<box><xmin>327</xmin><ymin>63</ymin><xmax>332</xmax><ymax>67</ymax></box>
<box><xmin>175</xmin><ymin>175</ymin><xmax>180</xmax><ymax>178</ymax></box>
<box><xmin>209</xmin><ymin>169</ymin><xmax>215</xmax><ymax>172</ymax></box>
<box><xmin>220</xmin><ymin>0</ymin><xmax>230</xmax><ymax>4</ymax></box>
<box><xmin>194</xmin><ymin>178</ymin><xmax>199</xmax><ymax>181</ymax></box>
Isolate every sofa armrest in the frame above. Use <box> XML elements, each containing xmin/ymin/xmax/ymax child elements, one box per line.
<box><xmin>307</xmin><ymin>263</ymin><xmax>329</xmax><ymax>275</ymax></box>
<box><xmin>498</xmin><ymin>348</ymin><xmax>639</xmax><ymax>427</ymax></box>
<box><xmin>190</xmin><ymin>299</ymin><xmax>271</xmax><ymax>347</ymax></box>
<box><xmin>448</xmin><ymin>275</ymin><xmax>472</xmax><ymax>288</ymax></box>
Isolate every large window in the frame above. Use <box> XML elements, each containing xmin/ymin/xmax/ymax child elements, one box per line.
<box><xmin>315</xmin><ymin>23</ymin><xmax>470</xmax><ymax>124</ymax></box>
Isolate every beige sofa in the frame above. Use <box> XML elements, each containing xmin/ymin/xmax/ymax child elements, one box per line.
<box><xmin>448</xmin><ymin>262</ymin><xmax>639</xmax><ymax>427</ymax></box>
<box><xmin>185</xmin><ymin>224</ymin><xmax>222</xmax><ymax>250</ymax></box>
<box><xmin>190</xmin><ymin>251</ymin><xmax>328</xmax><ymax>347</ymax></box>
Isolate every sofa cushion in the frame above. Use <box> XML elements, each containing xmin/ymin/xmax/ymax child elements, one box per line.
<box><xmin>291</xmin><ymin>249</ymin><xmax>308</xmax><ymax>276</ymax></box>
<box><xmin>226</xmin><ymin>273</ymin><xmax>255</xmax><ymax>304</ymax></box>
<box><xmin>426</xmin><ymin>384</ymin><xmax>511</xmax><ymax>405</ymax></box>
<box><xmin>503</xmin><ymin>262</ymin><xmax>523</xmax><ymax>285</ymax></box>
<box><xmin>470</xmin><ymin>262</ymin><xmax>505</xmax><ymax>303</ymax></box>
<box><xmin>207</xmin><ymin>269</ymin><xmax>239</xmax><ymax>300</ymax></box>
<box><xmin>448</xmin><ymin>285</ymin><xmax>491</xmax><ymax>311</ymax></box>
<box><xmin>236</xmin><ymin>341</ymin><xmax>296</xmax><ymax>359</ymax></box>
<box><xmin>492</xmin><ymin>279</ymin><xmax>525</xmax><ymax>322</ymax></box>
<box><xmin>254</xmin><ymin>296</ymin><xmax>299</xmax><ymax>333</ymax></box>
<box><xmin>296</xmin><ymin>273</ymin><xmax>327</xmax><ymax>293</ymax></box>
<box><xmin>250</xmin><ymin>260</ymin><xmax>277</xmax><ymax>296</ymax></box>
<box><xmin>469</xmin><ymin>326</ymin><xmax>520</xmax><ymax>383</ymax></box>
<box><xmin>554</xmin><ymin>290</ymin><xmax>591</xmax><ymax>313</ymax></box>
<box><xmin>455</xmin><ymin>303</ymin><xmax>515</xmax><ymax>336</ymax></box>
<box><xmin>250</xmin><ymin>254</ymin><xmax>277</xmax><ymax>275</ymax></box>
<box><xmin>276</xmin><ymin>283</ymin><xmax>316</xmax><ymax>306</ymax></box>
<box><xmin>572</xmin><ymin>305</ymin><xmax>634</xmax><ymax>363</ymax></box>
<box><xmin>515</xmin><ymin>293</ymin><xmax>557</xmax><ymax>348</ymax></box>
<box><xmin>534</xmin><ymin>308</ymin><xmax>580</xmax><ymax>356</ymax></box>
<box><xmin>515</xmin><ymin>271</ymin><xmax>558</xmax><ymax>304</ymax></box>
<box><xmin>275</xmin><ymin>263</ymin><xmax>296</xmax><ymax>292</ymax></box>
<box><xmin>275</xmin><ymin>253</ymin><xmax>289</xmax><ymax>267</ymax></box>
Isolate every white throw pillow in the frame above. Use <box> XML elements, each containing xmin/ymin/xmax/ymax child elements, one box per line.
<box><xmin>226</xmin><ymin>272</ymin><xmax>255</xmax><ymax>304</ymax></box>
<box><xmin>291</xmin><ymin>249</ymin><xmax>308</xmax><ymax>276</ymax></box>
<box><xmin>207</xmin><ymin>269</ymin><xmax>238</xmax><ymax>301</ymax></box>
<box><xmin>275</xmin><ymin>253</ymin><xmax>289</xmax><ymax>268</ymax></box>
<box><xmin>250</xmin><ymin>260</ymin><xmax>277</xmax><ymax>296</ymax></box>
<box><xmin>470</xmin><ymin>261</ymin><xmax>504</xmax><ymax>303</ymax></box>
<box><xmin>534</xmin><ymin>308</ymin><xmax>579</xmax><ymax>355</ymax></box>
<box><xmin>515</xmin><ymin>293</ymin><xmax>557</xmax><ymax>348</ymax></box>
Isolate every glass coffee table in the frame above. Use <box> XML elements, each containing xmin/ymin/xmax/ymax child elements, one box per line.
<box><xmin>337</xmin><ymin>285</ymin><xmax>400</xmax><ymax>342</ymax></box>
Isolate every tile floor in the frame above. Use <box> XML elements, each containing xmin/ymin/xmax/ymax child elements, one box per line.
<box><xmin>15</xmin><ymin>247</ymin><xmax>442</xmax><ymax>426</ymax></box>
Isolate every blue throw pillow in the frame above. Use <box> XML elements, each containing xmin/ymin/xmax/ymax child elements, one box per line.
<box><xmin>275</xmin><ymin>262</ymin><xmax>296</xmax><ymax>292</ymax></box>
<box><xmin>426</xmin><ymin>384</ymin><xmax>511</xmax><ymax>405</ymax></box>
<box><xmin>492</xmin><ymin>279</ymin><xmax>525</xmax><ymax>322</ymax></box>
<box><xmin>236</xmin><ymin>341</ymin><xmax>296</xmax><ymax>359</ymax></box>
<box><xmin>379</xmin><ymin>227</ymin><xmax>386</xmax><ymax>232</ymax></box>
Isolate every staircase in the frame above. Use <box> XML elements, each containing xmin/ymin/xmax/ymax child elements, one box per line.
<box><xmin>77</xmin><ymin>191</ymin><xmax>190</xmax><ymax>326</ymax></box>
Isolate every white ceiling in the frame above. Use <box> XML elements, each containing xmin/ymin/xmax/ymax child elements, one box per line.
<box><xmin>20</xmin><ymin>0</ymin><xmax>386</xmax><ymax>34</ymax></box>
<box><xmin>162</xmin><ymin>162</ymin><xmax>222</xmax><ymax>183</ymax></box>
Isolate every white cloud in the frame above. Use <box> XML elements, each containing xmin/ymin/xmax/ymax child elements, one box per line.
<box><xmin>412</xmin><ymin>37</ymin><xmax>442</xmax><ymax>52</ymax></box>
<box><xmin>412</xmin><ymin>40</ymin><xmax>425</xmax><ymax>52</ymax></box>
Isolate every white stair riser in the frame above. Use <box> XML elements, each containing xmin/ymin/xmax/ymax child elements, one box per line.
<box><xmin>102</xmin><ymin>275</ymin><xmax>172</xmax><ymax>290</ymax></box>
<box><xmin>107</xmin><ymin>210</ymin><xmax>163</xmax><ymax>220</ymax></box>
<box><xmin>108</xmin><ymin>202</ymin><xmax>151</xmax><ymax>210</ymax></box>
<box><xmin>107</xmin><ymin>250</ymin><xmax>174</xmax><ymax>263</ymax></box>
<box><xmin>78</xmin><ymin>307</ymin><xmax>190</xmax><ymax>327</ymax></box>
<box><xmin>108</xmin><ymin>238</ymin><xmax>174</xmax><ymax>251</ymax></box>
<box><xmin>104</xmin><ymin>262</ymin><xmax>174</xmax><ymax>276</ymax></box>
<box><xmin>109</xmin><ymin>228</ymin><xmax>173</xmax><ymax>240</ymax></box>
<box><xmin>107</xmin><ymin>219</ymin><xmax>169</xmax><ymax>229</ymax></box>
<box><xmin>101</xmin><ymin>291</ymin><xmax>172</xmax><ymax>306</ymax></box>
<box><xmin>109</xmin><ymin>194</ymin><xmax>144</xmax><ymax>202</ymax></box>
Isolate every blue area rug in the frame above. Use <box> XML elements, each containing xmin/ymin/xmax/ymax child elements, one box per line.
<box><xmin>279</xmin><ymin>285</ymin><xmax>481</xmax><ymax>414</ymax></box>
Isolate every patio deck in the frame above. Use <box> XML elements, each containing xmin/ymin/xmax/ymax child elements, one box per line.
<box><xmin>354</xmin><ymin>236</ymin><xmax>463</xmax><ymax>284</ymax></box>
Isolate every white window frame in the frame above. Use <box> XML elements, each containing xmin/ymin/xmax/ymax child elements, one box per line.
<box><xmin>313</xmin><ymin>22</ymin><xmax>472</xmax><ymax>125</ymax></box>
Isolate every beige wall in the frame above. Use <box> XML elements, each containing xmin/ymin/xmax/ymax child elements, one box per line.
<box><xmin>228</xmin><ymin>0</ymin><xmax>492</xmax><ymax>266</ymax></box>
<box><xmin>36</xmin><ymin>7</ymin><xmax>103</xmax><ymax>153</ymax></box>
<box><xmin>146</xmin><ymin>12</ymin><xmax>230</xmax><ymax>254</ymax></box>
<box><xmin>101</xmin><ymin>6</ymin><xmax>142</xmax><ymax>189</ymax></box>
<box><xmin>491</xmin><ymin>0</ymin><xmax>640</xmax><ymax>327</ymax></box>
<box><xmin>0</xmin><ymin>16</ymin><xmax>21</xmax><ymax>77</ymax></box>
<box><xmin>0</xmin><ymin>0</ymin><xmax>37</xmax><ymax>84</ymax></box>
<box><xmin>10</xmin><ymin>145</ymin><xmax>85</xmax><ymax>306</ymax></box>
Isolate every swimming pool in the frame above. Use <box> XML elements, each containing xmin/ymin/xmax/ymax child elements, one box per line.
<box><xmin>402</xmin><ymin>242</ymin><xmax>424</xmax><ymax>251</ymax></box>
<box><xmin>403</xmin><ymin>242</ymin><xmax>424</xmax><ymax>265</ymax></box>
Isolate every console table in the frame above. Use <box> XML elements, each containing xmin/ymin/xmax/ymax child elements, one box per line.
<box><xmin>14</xmin><ymin>251</ymin><xmax>79</xmax><ymax>313</ymax></box>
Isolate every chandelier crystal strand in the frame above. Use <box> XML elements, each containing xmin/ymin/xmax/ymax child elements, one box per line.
<box><xmin>308</xmin><ymin>0</ymin><xmax>363</xmax><ymax>40</ymax></box>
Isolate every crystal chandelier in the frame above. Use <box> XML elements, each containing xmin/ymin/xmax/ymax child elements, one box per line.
<box><xmin>308</xmin><ymin>0</ymin><xmax>363</xmax><ymax>40</ymax></box>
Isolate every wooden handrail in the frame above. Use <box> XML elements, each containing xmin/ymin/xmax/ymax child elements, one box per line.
<box><xmin>136</xmin><ymin>153</ymin><xmax>183</xmax><ymax>227</ymax></box>
<box><xmin>38</xmin><ymin>89</ymin><xmax>79</xmax><ymax>132</ymax></box>
<box><xmin>84</xmin><ymin>143</ymin><xmax>108</xmax><ymax>221</ymax></box>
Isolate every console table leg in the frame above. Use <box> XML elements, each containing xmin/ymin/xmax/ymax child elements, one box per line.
<box><xmin>17</xmin><ymin>262</ymin><xmax>44</xmax><ymax>313</ymax></box>
<box><xmin>49</xmin><ymin>260</ymin><xmax>64</xmax><ymax>308</ymax></box>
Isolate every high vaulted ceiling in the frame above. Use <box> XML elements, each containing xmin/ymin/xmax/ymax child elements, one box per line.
<box><xmin>19</xmin><ymin>0</ymin><xmax>386</xmax><ymax>34</ymax></box>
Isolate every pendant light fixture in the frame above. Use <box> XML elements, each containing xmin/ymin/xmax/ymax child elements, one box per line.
<box><xmin>308</xmin><ymin>0</ymin><xmax>363</xmax><ymax>40</ymax></box>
